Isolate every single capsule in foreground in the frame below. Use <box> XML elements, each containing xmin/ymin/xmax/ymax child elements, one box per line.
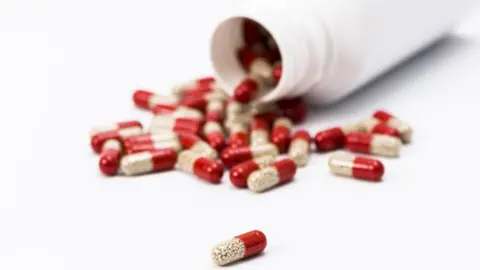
<box><xmin>90</xmin><ymin>120</ymin><xmax>142</xmax><ymax>137</ymax></box>
<box><xmin>328</xmin><ymin>153</ymin><xmax>385</xmax><ymax>182</ymax></box>
<box><xmin>120</xmin><ymin>149</ymin><xmax>178</xmax><ymax>176</ymax></box>
<box><xmin>270</xmin><ymin>117</ymin><xmax>293</xmax><ymax>153</ymax></box>
<box><xmin>99</xmin><ymin>139</ymin><xmax>123</xmax><ymax>176</ymax></box>
<box><xmin>345</xmin><ymin>132</ymin><xmax>402</xmax><ymax>157</ymax></box>
<box><xmin>359</xmin><ymin>118</ymin><xmax>400</xmax><ymax>138</ymax></box>
<box><xmin>373</xmin><ymin>110</ymin><xmax>413</xmax><ymax>143</ymax></box>
<box><xmin>247</xmin><ymin>158</ymin><xmax>297</xmax><ymax>193</ymax></box>
<box><xmin>177</xmin><ymin>150</ymin><xmax>224</xmax><ymax>184</ymax></box>
<box><xmin>229</xmin><ymin>156</ymin><xmax>276</xmax><ymax>188</ymax></box>
<box><xmin>211</xmin><ymin>230</ymin><xmax>267</xmax><ymax>266</ymax></box>
<box><xmin>288</xmin><ymin>130</ymin><xmax>311</xmax><ymax>167</ymax></box>
<box><xmin>221</xmin><ymin>144</ymin><xmax>279</xmax><ymax>168</ymax></box>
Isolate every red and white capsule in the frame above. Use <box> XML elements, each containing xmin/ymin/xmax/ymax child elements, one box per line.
<box><xmin>203</xmin><ymin>121</ymin><xmax>227</xmax><ymax>152</ymax></box>
<box><xmin>120</xmin><ymin>148</ymin><xmax>177</xmax><ymax>176</ymax></box>
<box><xmin>177</xmin><ymin>150</ymin><xmax>224</xmax><ymax>184</ymax></box>
<box><xmin>205</xmin><ymin>99</ymin><xmax>225</xmax><ymax>122</ymax></box>
<box><xmin>247</xmin><ymin>158</ymin><xmax>297</xmax><ymax>193</ymax></box>
<box><xmin>360</xmin><ymin>118</ymin><xmax>401</xmax><ymax>138</ymax></box>
<box><xmin>328</xmin><ymin>153</ymin><xmax>385</xmax><ymax>182</ymax></box>
<box><xmin>345</xmin><ymin>132</ymin><xmax>402</xmax><ymax>157</ymax></box>
<box><xmin>152</xmin><ymin>104</ymin><xmax>204</xmax><ymax>119</ymax></box>
<box><xmin>91</xmin><ymin>126</ymin><xmax>143</xmax><ymax>154</ymax></box>
<box><xmin>288</xmin><ymin>130</ymin><xmax>311</xmax><ymax>167</ymax></box>
<box><xmin>180</xmin><ymin>92</ymin><xmax>227</xmax><ymax>111</ymax></box>
<box><xmin>90</xmin><ymin>120</ymin><xmax>142</xmax><ymax>137</ymax></box>
<box><xmin>228</xmin><ymin>123</ymin><xmax>249</xmax><ymax>149</ymax></box>
<box><xmin>122</xmin><ymin>132</ymin><xmax>177</xmax><ymax>148</ymax></box>
<box><xmin>177</xmin><ymin>132</ymin><xmax>218</xmax><ymax>159</ymax></box>
<box><xmin>99</xmin><ymin>139</ymin><xmax>123</xmax><ymax>176</ymax></box>
<box><xmin>250</xmin><ymin>118</ymin><xmax>270</xmax><ymax>146</ymax></box>
<box><xmin>171</xmin><ymin>76</ymin><xmax>216</xmax><ymax>96</ymax></box>
<box><xmin>133</xmin><ymin>90</ymin><xmax>179</xmax><ymax>110</ymax></box>
<box><xmin>221</xmin><ymin>143</ymin><xmax>279</xmax><ymax>168</ymax></box>
<box><xmin>233</xmin><ymin>74</ymin><xmax>264</xmax><ymax>104</ymax></box>
<box><xmin>229</xmin><ymin>156</ymin><xmax>276</xmax><ymax>188</ymax></box>
<box><xmin>270</xmin><ymin>117</ymin><xmax>293</xmax><ymax>153</ymax></box>
<box><xmin>124</xmin><ymin>138</ymin><xmax>182</xmax><ymax>155</ymax></box>
<box><xmin>314</xmin><ymin>124</ymin><xmax>363</xmax><ymax>152</ymax></box>
<box><xmin>211</xmin><ymin>230</ymin><xmax>267</xmax><ymax>266</ymax></box>
<box><xmin>149</xmin><ymin>115</ymin><xmax>204</xmax><ymax>135</ymax></box>
<box><xmin>237</xmin><ymin>46</ymin><xmax>273</xmax><ymax>83</ymax></box>
<box><xmin>373</xmin><ymin>110</ymin><xmax>413</xmax><ymax>143</ymax></box>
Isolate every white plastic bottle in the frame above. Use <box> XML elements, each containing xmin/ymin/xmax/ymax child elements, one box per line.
<box><xmin>210</xmin><ymin>0</ymin><xmax>476</xmax><ymax>104</ymax></box>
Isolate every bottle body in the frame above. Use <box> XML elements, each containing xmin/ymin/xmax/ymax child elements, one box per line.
<box><xmin>210</xmin><ymin>0</ymin><xmax>475</xmax><ymax>104</ymax></box>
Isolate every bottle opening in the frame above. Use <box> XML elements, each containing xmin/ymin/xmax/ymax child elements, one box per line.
<box><xmin>210</xmin><ymin>16</ymin><xmax>284</xmax><ymax>102</ymax></box>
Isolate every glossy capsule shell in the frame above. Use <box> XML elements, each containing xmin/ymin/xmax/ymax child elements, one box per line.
<box><xmin>360</xmin><ymin>118</ymin><xmax>401</xmax><ymax>138</ymax></box>
<box><xmin>177</xmin><ymin>132</ymin><xmax>217</xmax><ymax>159</ymax></box>
<box><xmin>172</xmin><ymin>76</ymin><xmax>216</xmax><ymax>96</ymax></box>
<box><xmin>314</xmin><ymin>124</ymin><xmax>363</xmax><ymax>152</ymax></box>
<box><xmin>205</xmin><ymin>99</ymin><xmax>225</xmax><ymax>122</ymax></box>
<box><xmin>179</xmin><ymin>92</ymin><xmax>226</xmax><ymax>111</ymax></box>
<box><xmin>288</xmin><ymin>130</ymin><xmax>311</xmax><ymax>167</ymax></box>
<box><xmin>203</xmin><ymin>121</ymin><xmax>227</xmax><ymax>152</ymax></box>
<box><xmin>122</xmin><ymin>132</ymin><xmax>177</xmax><ymax>148</ymax></box>
<box><xmin>229</xmin><ymin>156</ymin><xmax>276</xmax><ymax>188</ymax></box>
<box><xmin>329</xmin><ymin>153</ymin><xmax>385</xmax><ymax>182</ymax></box>
<box><xmin>99</xmin><ymin>139</ymin><xmax>123</xmax><ymax>176</ymax></box>
<box><xmin>228</xmin><ymin>123</ymin><xmax>249</xmax><ymax>148</ymax></box>
<box><xmin>270</xmin><ymin>117</ymin><xmax>293</xmax><ymax>153</ymax></box>
<box><xmin>149</xmin><ymin>115</ymin><xmax>204</xmax><ymax>135</ymax></box>
<box><xmin>373</xmin><ymin>110</ymin><xmax>413</xmax><ymax>143</ymax></box>
<box><xmin>133</xmin><ymin>90</ymin><xmax>179</xmax><ymax>109</ymax></box>
<box><xmin>90</xmin><ymin>120</ymin><xmax>142</xmax><ymax>137</ymax></box>
<box><xmin>124</xmin><ymin>138</ymin><xmax>182</xmax><ymax>154</ymax></box>
<box><xmin>212</xmin><ymin>230</ymin><xmax>267</xmax><ymax>266</ymax></box>
<box><xmin>152</xmin><ymin>105</ymin><xmax>204</xmax><ymax>119</ymax></box>
<box><xmin>250</xmin><ymin>118</ymin><xmax>270</xmax><ymax>146</ymax></box>
<box><xmin>345</xmin><ymin>132</ymin><xmax>402</xmax><ymax>157</ymax></box>
<box><xmin>91</xmin><ymin>126</ymin><xmax>143</xmax><ymax>154</ymax></box>
<box><xmin>221</xmin><ymin>144</ymin><xmax>279</xmax><ymax>168</ymax></box>
<box><xmin>247</xmin><ymin>158</ymin><xmax>297</xmax><ymax>193</ymax></box>
<box><xmin>120</xmin><ymin>148</ymin><xmax>177</xmax><ymax>176</ymax></box>
<box><xmin>177</xmin><ymin>150</ymin><xmax>224</xmax><ymax>184</ymax></box>
<box><xmin>233</xmin><ymin>76</ymin><xmax>262</xmax><ymax>104</ymax></box>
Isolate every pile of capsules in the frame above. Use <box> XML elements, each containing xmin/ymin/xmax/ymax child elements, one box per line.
<box><xmin>88</xmin><ymin>19</ymin><xmax>413</xmax><ymax>266</ymax></box>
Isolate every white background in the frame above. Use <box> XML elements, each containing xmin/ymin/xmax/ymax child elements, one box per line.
<box><xmin>1</xmin><ymin>1</ymin><xmax>480</xmax><ymax>269</ymax></box>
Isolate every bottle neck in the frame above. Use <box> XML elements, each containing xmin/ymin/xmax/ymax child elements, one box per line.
<box><xmin>210</xmin><ymin>7</ymin><xmax>329</xmax><ymax>103</ymax></box>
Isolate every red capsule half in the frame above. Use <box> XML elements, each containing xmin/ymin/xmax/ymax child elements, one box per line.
<box><xmin>193</xmin><ymin>157</ymin><xmax>225</xmax><ymax>184</ymax></box>
<box><xmin>235</xmin><ymin>230</ymin><xmax>267</xmax><ymax>257</ymax></box>
<box><xmin>233</xmin><ymin>77</ymin><xmax>260</xmax><ymax>104</ymax></box>
<box><xmin>314</xmin><ymin>127</ymin><xmax>346</xmax><ymax>152</ymax></box>
<box><xmin>352</xmin><ymin>157</ymin><xmax>385</xmax><ymax>181</ymax></box>
<box><xmin>272</xmin><ymin>63</ymin><xmax>282</xmax><ymax>84</ymax></box>
<box><xmin>98</xmin><ymin>139</ymin><xmax>123</xmax><ymax>176</ymax></box>
<box><xmin>270</xmin><ymin>118</ymin><xmax>292</xmax><ymax>153</ymax></box>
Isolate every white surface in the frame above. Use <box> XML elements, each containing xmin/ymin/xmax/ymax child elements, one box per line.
<box><xmin>1</xmin><ymin>1</ymin><xmax>480</xmax><ymax>269</ymax></box>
